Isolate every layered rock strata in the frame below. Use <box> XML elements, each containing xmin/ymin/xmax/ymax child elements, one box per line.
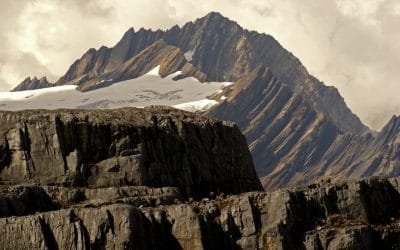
<box><xmin>0</xmin><ymin>107</ymin><xmax>262</xmax><ymax>198</ymax></box>
<box><xmin>1</xmin><ymin>177</ymin><xmax>400</xmax><ymax>249</ymax></box>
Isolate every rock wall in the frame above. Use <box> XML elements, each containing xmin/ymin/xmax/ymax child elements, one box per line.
<box><xmin>0</xmin><ymin>107</ymin><xmax>262</xmax><ymax>198</ymax></box>
<box><xmin>1</xmin><ymin>177</ymin><xmax>400</xmax><ymax>249</ymax></box>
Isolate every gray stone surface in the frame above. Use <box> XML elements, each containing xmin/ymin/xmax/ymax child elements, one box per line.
<box><xmin>0</xmin><ymin>107</ymin><xmax>262</xmax><ymax>198</ymax></box>
<box><xmin>1</xmin><ymin>177</ymin><xmax>400</xmax><ymax>249</ymax></box>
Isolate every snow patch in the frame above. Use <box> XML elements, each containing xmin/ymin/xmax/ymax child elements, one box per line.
<box><xmin>168</xmin><ymin>71</ymin><xmax>183</xmax><ymax>78</ymax></box>
<box><xmin>146</xmin><ymin>66</ymin><xmax>161</xmax><ymax>76</ymax></box>
<box><xmin>223</xmin><ymin>82</ymin><xmax>234</xmax><ymax>87</ymax></box>
<box><xmin>95</xmin><ymin>79</ymin><xmax>113</xmax><ymax>85</ymax></box>
<box><xmin>0</xmin><ymin>85</ymin><xmax>77</xmax><ymax>101</ymax></box>
<box><xmin>173</xmin><ymin>99</ymin><xmax>218</xmax><ymax>113</ymax></box>
<box><xmin>1</xmin><ymin>68</ymin><xmax>233</xmax><ymax>112</ymax></box>
<box><xmin>184</xmin><ymin>50</ymin><xmax>195</xmax><ymax>61</ymax></box>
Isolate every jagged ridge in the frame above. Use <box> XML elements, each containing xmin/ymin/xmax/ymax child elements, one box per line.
<box><xmin>12</xmin><ymin>76</ymin><xmax>52</xmax><ymax>91</ymax></box>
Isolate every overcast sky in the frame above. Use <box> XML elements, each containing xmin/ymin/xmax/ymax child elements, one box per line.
<box><xmin>1</xmin><ymin>0</ymin><xmax>399</xmax><ymax>129</ymax></box>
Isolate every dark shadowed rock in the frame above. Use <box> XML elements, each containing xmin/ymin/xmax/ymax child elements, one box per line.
<box><xmin>0</xmin><ymin>107</ymin><xmax>262</xmax><ymax>198</ymax></box>
<box><xmin>1</xmin><ymin>176</ymin><xmax>400</xmax><ymax>249</ymax></box>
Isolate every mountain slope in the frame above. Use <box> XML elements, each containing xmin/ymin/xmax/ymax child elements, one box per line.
<box><xmin>207</xmin><ymin>66</ymin><xmax>341</xmax><ymax>188</ymax></box>
<box><xmin>207</xmin><ymin>66</ymin><xmax>400</xmax><ymax>189</ymax></box>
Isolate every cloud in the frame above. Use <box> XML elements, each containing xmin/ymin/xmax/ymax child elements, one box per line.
<box><xmin>0</xmin><ymin>52</ymin><xmax>56</xmax><ymax>90</ymax></box>
<box><xmin>0</xmin><ymin>0</ymin><xmax>399</xmax><ymax>129</ymax></box>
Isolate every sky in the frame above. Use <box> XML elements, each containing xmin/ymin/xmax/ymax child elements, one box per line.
<box><xmin>0</xmin><ymin>0</ymin><xmax>399</xmax><ymax>130</ymax></box>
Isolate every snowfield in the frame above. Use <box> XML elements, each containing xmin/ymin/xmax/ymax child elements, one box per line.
<box><xmin>0</xmin><ymin>66</ymin><xmax>232</xmax><ymax>112</ymax></box>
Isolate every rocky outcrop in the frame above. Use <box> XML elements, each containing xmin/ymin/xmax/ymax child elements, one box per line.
<box><xmin>12</xmin><ymin>76</ymin><xmax>53</xmax><ymax>91</ymax></box>
<box><xmin>0</xmin><ymin>107</ymin><xmax>262</xmax><ymax>198</ymax></box>
<box><xmin>57</xmin><ymin>39</ymin><xmax>207</xmax><ymax>91</ymax></box>
<box><xmin>0</xmin><ymin>185</ymin><xmax>180</xmax><ymax>218</ymax></box>
<box><xmin>1</xmin><ymin>176</ymin><xmax>400</xmax><ymax>249</ymax></box>
<box><xmin>78</xmin><ymin>39</ymin><xmax>206</xmax><ymax>91</ymax></box>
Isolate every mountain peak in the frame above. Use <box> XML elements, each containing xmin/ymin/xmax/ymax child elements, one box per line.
<box><xmin>22</xmin><ymin>76</ymin><xmax>31</xmax><ymax>82</ymax></box>
<box><xmin>197</xmin><ymin>11</ymin><xmax>236</xmax><ymax>26</ymax></box>
<box><xmin>11</xmin><ymin>76</ymin><xmax>52</xmax><ymax>92</ymax></box>
<box><xmin>203</xmin><ymin>11</ymin><xmax>225</xmax><ymax>19</ymax></box>
<box><xmin>382</xmin><ymin>115</ymin><xmax>400</xmax><ymax>133</ymax></box>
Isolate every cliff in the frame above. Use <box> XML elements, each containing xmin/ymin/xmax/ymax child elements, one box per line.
<box><xmin>0</xmin><ymin>107</ymin><xmax>262</xmax><ymax>198</ymax></box>
<box><xmin>1</xmin><ymin>176</ymin><xmax>400</xmax><ymax>249</ymax></box>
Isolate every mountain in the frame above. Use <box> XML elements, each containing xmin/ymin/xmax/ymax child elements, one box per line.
<box><xmin>17</xmin><ymin>12</ymin><xmax>363</xmax><ymax>132</ymax></box>
<box><xmin>9</xmin><ymin>12</ymin><xmax>400</xmax><ymax>190</ymax></box>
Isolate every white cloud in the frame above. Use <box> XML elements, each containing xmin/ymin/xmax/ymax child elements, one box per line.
<box><xmin>0</xmin><ymin>0</ymin><xmax>399</xmax><ymax>129</ymax></box>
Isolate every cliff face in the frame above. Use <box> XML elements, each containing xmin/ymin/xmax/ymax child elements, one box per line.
<box><xmin>1</xmin><ymin>176</ymin><xmax>400</xmax><ymax>249</ymax></box>
<box><xmin>0</xmin><ymin>107</ymin><xmax>262</xmax><ymax>198</ymax></box>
